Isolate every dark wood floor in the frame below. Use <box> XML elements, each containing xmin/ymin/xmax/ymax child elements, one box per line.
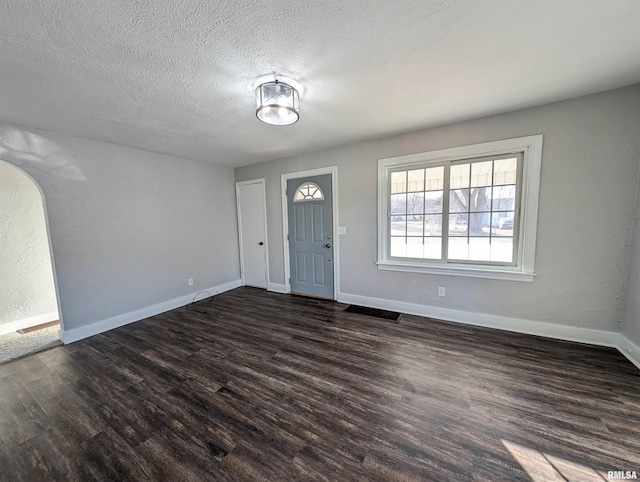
<box><xmin>1</xmin><ymin>287</ymin><xmax>639</xmax><ymax>481</ymax></box>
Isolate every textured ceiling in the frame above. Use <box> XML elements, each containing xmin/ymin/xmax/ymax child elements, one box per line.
<box><xmin>1</xmin><ymin>0</ymin><xmax>639</xmax><ymax>167</ymax></box>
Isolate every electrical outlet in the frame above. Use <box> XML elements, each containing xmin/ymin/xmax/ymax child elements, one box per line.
<box><xmin>438</xmin><ymin>287</ymin><xmax>446</xmax><ymax>297</ymax></box>
<box><xmin>188</xmin><ymin>278</ymin><xmax>194</xmax><ymax>286</ymax></box>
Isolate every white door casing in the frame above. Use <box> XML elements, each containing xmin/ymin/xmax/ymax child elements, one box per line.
<box><xmin>236</xmin><ymin>179</ymin><xmax>268</xmax><ymax>289</ymax></box>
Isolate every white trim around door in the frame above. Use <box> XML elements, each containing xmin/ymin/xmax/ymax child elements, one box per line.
<box><xmin>281</xmin><ymin>166</ymin><xmax>339</xmax><ymax>300</ymax></box>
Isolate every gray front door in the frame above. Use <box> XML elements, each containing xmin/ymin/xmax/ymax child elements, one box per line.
<box><xmin>287</xmin><ymin>174</ymin><xmax>334</xmax><ymax>299</ymax></box>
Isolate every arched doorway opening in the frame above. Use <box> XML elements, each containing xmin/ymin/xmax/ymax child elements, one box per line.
<box><xmin>0</xmin><ymin>160</ymin><xmax>63</xmax><ymax>363</ymax></box>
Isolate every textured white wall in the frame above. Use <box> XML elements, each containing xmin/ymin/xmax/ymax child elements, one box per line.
<box><xmin>0</xmin><ymin>161</ymin><xmax>58</xmax><ymax>326</ymax></box>
<box><xmin>235</xmin><ymin>84</ymin><xmax>640</xmax><ymax>332</ymax></box>
<box><xmin>0</xmin><ymin>123</ymin><xmax>240</xmax><ymax>331</ymax></box>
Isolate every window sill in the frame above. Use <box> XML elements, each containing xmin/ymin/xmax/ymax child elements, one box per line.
<box><xmin>377</xmin><ymin>261</ymin><xmax>535</xmax><ymax>282</ymax></box>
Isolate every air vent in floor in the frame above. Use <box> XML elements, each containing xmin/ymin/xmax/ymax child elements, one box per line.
<box><xmin>344</xmin><ymin>305</ymin><xmax>401</xmax><ymax>321</ymax></box>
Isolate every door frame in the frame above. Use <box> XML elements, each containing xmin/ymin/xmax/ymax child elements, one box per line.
<box><xmin>281</xmin><ymin>166</ymin><xmax>339</xmax><ymax>299</ymax></box>
<box><xmin>236</xmin><ymin>178</ymin><xmax>269</xmax><ymax>288</ymax></box>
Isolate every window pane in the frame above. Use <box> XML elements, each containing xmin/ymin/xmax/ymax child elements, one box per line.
<box><xmin>493</xmin><ymin>185</ymin><xmax>516</xmax><ymax>211</ymax></box>
<box><xmin>405</xmin><ymin>237</ymin><xmax>442</xmax><ymax>259</ymax></box>
<box><xmin>407</xmin><ymin>238</ymin><xmax>442</xmax><ymax>259</ymax></box>
<box><xmin>425</xmin><ymin>191</ymin><xmax>443</xmax><ymax>213</ymax></box>
<box><xmin>392</xmin><ymin>235</ymin><xmax>445</xmax><ymax>261</ymax></box>
<box><xmin>424</xmin><ymin>237</ymin><xmax>442</xmax><ymax>259</ymax></box>
<box><xmin>491</xmin><ymin>237</ymin><xmax>514</xmax><ymax>263</ymax></box>
<box><xmin>487</xmin><ymin>212</ymin><xmax>501</xmax><ymax>231</ymax></box>
<box><xmin>448</xmin><ymin>237</ymin><xmax>468</xmax><ymax>260</ymax></box>
<box><xmin>450</xmin><ymin>189</ymin><xmax>469</xmax><ymax>213</ymax></box>
<box><xmin>450</xmin><ymin>163</ymin><xmax>469</xmax><ymax>189</ymax></box>
<box><xmin>495</xmin><ymin>212</ymin><xmax>515</xmax><ymax>234</ymax></box>
<box><xmin>450</xmin><ymin>237</ymin><xmax>495</xmax><ymax>262</ymax></box>
<box><xmin>391</xmin><ymin>171</ymin><xmax>407</xmax><ymax>193</ymax></box>
<box><xmin>407</xmin><ymin>169</ymin><xmax>424</xmax><ymax>192</ymax></box>
<box><xmin>449</xmin><ymin>214</ymin><xmax>468</xmax><ymax>236</ymax></box>
<box><xmin>294</xmin><ymin>182</ymin><xmax>324</xmax><ymax>202</ymax></box>
<box><xmin>407</xmin><ymin>216</ymin><xmax>424</xmax><ymax>236</ymax></box>
<box><xmin>494</xmin><ymin>158</ymin><xmax>517</xmax><ymax>185</ymax></box>
<box><xmin>426</xmin><ymin>166</ymin><xmax>444</xmax><ymax>191</ymax></box>
<box><xmin>391</xmin><ymin>193</ymin><xmax>407</xmax><ymax>214</ymax></box>
<box><xmin>424</xmin><ymin>215</ymin><xmax>442</xmax><ymax>236</ymax></box>
<box><xmin>469</xmin><ymin>187</ymin><xmax>492</xmax><ymax>212</ymax></box>
<box><xmin>406</xmin><ymin>237</ymin><xmax>424</xmax><ymax>258</ymax></box>
<box><xmin>407</xmin><ymin>192</ymin><xmax>424</xmax><ymax>214</ymax></box>
<box><xmin>468</xmin><ymin>212</ymin><xmax>490</xmax><ymax>236</ymax></box>
<box><xmin>390</xmin><ymin>237</ymin><xmax>407</xmax><ymax>257</ymax></box>
<box><xmin>390</xmin><ymin>219</ymin><xmax>406</xmax><ymax>236</ymax></box>
<box><xmin>471</xmin><ymin>161</ymin><xmax>493</xmax><ymax>187</ymax></box>
<box><xmin>468</xmin><ymin>237</ymin><xmax>491</xmax><ymax>262</ymax></box>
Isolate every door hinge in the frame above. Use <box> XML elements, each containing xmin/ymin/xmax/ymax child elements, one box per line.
<box><xmin>288</xmin><ymin>277</ymin><xmax>291</xmax><ymax>284</ymax></box>
<box><xmin>287</xmin><ymin>234</ymin><xmax>289</xmax><ymax>241</ymax></box>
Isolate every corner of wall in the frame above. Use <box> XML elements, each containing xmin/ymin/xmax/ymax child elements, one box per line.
<box><xmin>618</xmin><ymin>333</ymin><xmax>640</xmax><ymax>370</ymax></box>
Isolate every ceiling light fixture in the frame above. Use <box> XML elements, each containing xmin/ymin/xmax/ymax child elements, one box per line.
<box><xmin>255</xmin><ymin>80</ymin><xmax>299</xmax><ymax>126</ymax></box>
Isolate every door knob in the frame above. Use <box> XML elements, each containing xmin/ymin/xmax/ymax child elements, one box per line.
<box><xmin>325</xmin><ymin>243</ymin><xmax>331</xmax><ymax>248</ymax></box>
<box><xmin>258</xmin><ymin>242</ymin><xmax>264</xmax><ymax>245</ymax></box>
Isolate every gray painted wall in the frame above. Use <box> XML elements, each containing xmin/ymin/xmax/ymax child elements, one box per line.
<box><xmin>623</xmin><ymin>175</ymin><xmax>640</xmax><ymax>346</ymax></box>
<box><xmin>235</xmin><ymin>84</ymin><xmax>640</xmax><ymax>332</ymax></box>
<box><xmin>0</xmin><ymin>123</ymin><xmax>240</xmax><ymax>331</ymax></box>
<box><xmin>0</xmin><ymin>161</ymin><xmax>57</xmax><ymax>326</ymax></box>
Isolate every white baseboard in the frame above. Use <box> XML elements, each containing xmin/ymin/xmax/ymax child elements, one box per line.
<box><xmin>58</xmin><ymin>282</ymin><xmax>640</xmax><ymax>371</ymax></box>
<box><xmin>618</xmin><ymin>334</ymin><xmax>640</xmax><ymax>370</ymax></box>
<box><xmin>62</xmin><ymin>279</ymin><xmax>241</xmax><ymax>344</ymax></box>
<box><xmin>337</xmin><ymin>291</ymin><xmax>622</xmax><ymax>349</ymax></box>
<box><xmin>267</xmin><ymin>282</ymin><xmax>288</xmax><ymax>294</ymax></box>
<box><xmin>0</xmin><ymin>311</ymin><xmax>59</xmax><ymax>336</ymax></box>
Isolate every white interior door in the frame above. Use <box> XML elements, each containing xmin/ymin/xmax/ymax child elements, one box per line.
<box><xmin>237</xmin><ymin>180</ymin><xmax>268</xmax><ymax>289</ymax></box>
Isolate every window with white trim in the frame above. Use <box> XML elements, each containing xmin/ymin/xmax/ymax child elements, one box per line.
<box><xmin>377</xmin><ymin>136</ymin><xmax>542</xmax><ymax>281</ymax></box>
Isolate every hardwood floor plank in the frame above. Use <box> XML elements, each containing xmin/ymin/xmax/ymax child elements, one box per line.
<box><xmin>135</xmin><ymin>435</ymin><xmax>233</xmax><ymax>482</ymax></box>
<box><xmin>82</xmin><ymin>427</ymin><xmax>156</xmax><ymax>480</ymax></box>
<box><xmin>9</xmin><ymin>428</ymin><xmax>97</xmax><ymax>482</ymax></box>
<box><xmin>220</xmin><ymin>441</ymin><xmax>299</xmax><ymax>481</ymax></box>
<box><xmin>0</xmin><ymin>375</ymin><xmax>50</xmax><ymax>446</ymax></box>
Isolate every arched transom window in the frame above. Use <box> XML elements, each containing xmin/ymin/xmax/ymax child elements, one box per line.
<box><xmin>294</xmin><ymin>182</ymin><xmax>324</xmax><ymax>202</ymax></box>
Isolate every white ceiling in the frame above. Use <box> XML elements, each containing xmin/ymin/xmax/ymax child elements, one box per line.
<box><xmin>1</xmin><ymin>0</ymin><xmax>639</xmax><ymax>168</ymax></box>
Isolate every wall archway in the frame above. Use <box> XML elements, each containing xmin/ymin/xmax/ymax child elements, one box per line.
<box><xmin>0</xmin><ymin>159</ymin><xmax>63</xmax><ymax>337</ymax></box>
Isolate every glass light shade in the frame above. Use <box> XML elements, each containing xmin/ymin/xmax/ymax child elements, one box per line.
<box><xmin>255</xmin><ymin>80</ymin><xmax>299</xmax><ymax>126</ymax></box>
